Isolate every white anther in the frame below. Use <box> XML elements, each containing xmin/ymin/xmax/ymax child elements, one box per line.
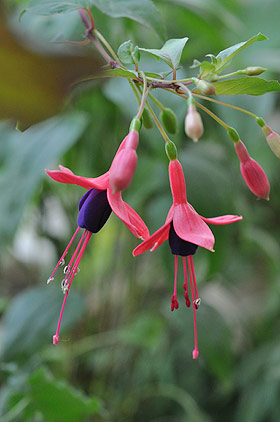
<box><xmin>74</xmin><ymin>267</ymin><xmax>80</xmax><ymax>276</ymax></box>
<box><xmin>47</xmin><ymin>277</ymin><xmax>54</xmax><ymax>284</ymax></box>
<box><xmin>194</xmin><ymin>298</ymin><xmax>201</xmax><ymax>307</ymax></box>
<box><xmin>63</xmin><ymin>265</ymin><xmax>68</xmax><ymax>274</ymax></box>
<box><xmin>59</xmin><ymin>258</ymin><xmax>65</xmax><ymax>266</ymax></box>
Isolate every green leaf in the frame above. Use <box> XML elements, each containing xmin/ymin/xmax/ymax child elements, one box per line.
<box><xmin>139</xmin><ymin>37</ymin><xmax>189</xmax><ymax>70</ymax></box>
<box><xmin>28</xmin><ymin>368</ymin><xmax>100</xmax><ymax>422</ymax></box>
<box><xmin>215</xmin><ymin>33</ymin><xmax>268</xmax><ymax>72</ymax></box>
<box><xmin>0</xmin><ymin>113</ymin><xmax>88</xmax><ymax>247</ymax></box>
<box><xmin>190</xmin><ymin>59</ymin><xmax>216</xmax><ymax>78</ymax></box>
<box><xmin>25</xmin><ymin>0</ymin><xmax>165</xmax><ymax>38</ymax></box>
<box><xmin>97</xmin><ymin>68</ymin><xmax>138</xmax><ymax>79</ymax></box>
<box><xmin>1</xmin><ymin>286</ymin><xmax>86</xmax><ymax>361</ymax></box>
<box><xmin>213</xmin><ymin>77</ymin><xmax>280</xmax><ymax>95</ymax></box>
<box><xmin>117</xmin><ymin>40</ymin><xmax>134</xmax><ymax>64</ymax></box>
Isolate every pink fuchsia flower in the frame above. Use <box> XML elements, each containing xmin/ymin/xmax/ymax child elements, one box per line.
<box><xmin>46</xmin><ymin>133</ymin><xmax>149</xmax><ymax>345</ymax></box>
<box><xmin>262</xmin><ymin>125</ymin><xmax>280</xmax><ymax>159</ymax></box>
<box><xmin>234</xmin><ymin>139</ymin><xmax>270</xmax><ymax>200</ymax></box>
<box><xmin>133</xmin><ymin>159</ymin><xmax>242</xmax><ymax>359</ymax></box>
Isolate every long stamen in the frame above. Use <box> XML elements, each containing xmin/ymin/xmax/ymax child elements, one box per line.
<box><xmin>189</xmin><ymin>256</ymin><xmax>201</xmax><ymax>309</ymax></box>
<box><xmin>182</xmin><ymin>257</ymin><xmax>191</xmax><ymax>307</ymax></box>
<box><xmin>62</xmin><ymin>230</ymin><xmax>87</xmax><ymax>292</ymax></box>
<box><xmin>171</xmin><ymin>255</ymin><xmax>179</xmax><ymax>311</ymax></box>
<box><xmin>53</xmin><ymin>231</ymin><xmax>92</xmax><ymax>345</ymax></box>
<box><xmin>47</xmin><ymin>227</ymin><xmax>80</xmax><ymax>283</ymax></box>
<box><xmin>187</xmin><ymin>256</ymin><xmax>199</xmax><ymax>359</ymax></box>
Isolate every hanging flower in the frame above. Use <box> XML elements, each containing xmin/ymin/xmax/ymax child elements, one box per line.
<box><xmin>46</xmin><ymin>132</ymin><xmax>149</xmax><ymax>345</ymax></box>
<box><xmin>133</xmin><ymin>159</ymin><xmax>242</xmax><ymax>359</ymax></box>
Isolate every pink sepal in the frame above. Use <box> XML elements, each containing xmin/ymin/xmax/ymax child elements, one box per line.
<box><xmin>173</xmin><ymin>204</ymin><xmax>215</xmax><ymax>251</ymax></box>
<box><xmin>46</xmin><ymin>168</ymin><xmax>109</xmax><ymax>190</ymax></box>
<box><xmin>169</xmin><ymin>160</ymin><xmax>187</xmax><ymax>204</ymax></box>
<box><xmin>133</xmin><ymin>215</ymin><xmax>173</xmax><ymax>256</ymax></box>
<box><xmin>200</xmin><ymin>215</ymin><xmax>243</xmax><ymax>225</ymax></box>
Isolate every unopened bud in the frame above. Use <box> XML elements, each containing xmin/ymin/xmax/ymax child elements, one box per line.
<box><xmin>185</xmin><ymin>104</ymin><xmax>204</xmax><ymax>142</ymax></box>
<box><xmin>160</xmin><ymin>108</ymin><xmax>178</xmax><ymax>134</ymax></box>
<box><xmin>109</xmin><ymin>130</ymin><xmax>139</xmax><ymax>193</ymax></box>
<box><xmin>234</xmin><ymin>140</ymin><xmax>270</xmax><ymax>200</ymax></box>
<box><xmin>244</xmin><ymin>66</ymin><xmax>267</xmax><ymax>76</ymax></box>
<box><xmin>195</xmin><ymin>79</ymin><xmax>216</xmax><ymax>96</ymax></box>
<box><xmin>142</xmin><ymin>108</ymin><xmax>154</xmax><ymax>129</ymax></box>
<box><xmin>256</xmin><ymin>119</ymin><xmax>280</xmax><ymax>159</ymax></box>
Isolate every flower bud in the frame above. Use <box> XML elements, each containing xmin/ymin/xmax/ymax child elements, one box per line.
<box><xmin>160</xmin><ymin>108</ymin><xmax>178</xmax><ymax>134</ymax></box>
<box><xmin>184</xmin><ymin>104</ymin><xmax>204</xmax><ymax>142</ymax></box>
<box><xmin>258</xmin><ymin>122</ymin><xmax>280</xmax><ymax>159</ymax></box>
<box><xmin>234</xmin><ymin>140</ymin><xmax>270</xmax><ymax>200</ymax></box>
<box><xmin>165</xmin><ymin>141</ymin><xmax>177</xmax><ymax>161</ymax></box>
<box><xmin>195</xmin><ymin>79</ymin><xmax>216</xmax><ymax>96</ymax></box>
<box><xmin>142</xmin><ymin>108</ymin><xmax>154</xmax><ymax>129</ymax></box>
<box><xmin>244</xmin><ymin>66</ymin><xmax>267</xmax><ymax>76</ymax></box>
<box><xmin>109</xmin><ymin>130</ymin><xmax>139</xmax><ymax>193</ymax></box>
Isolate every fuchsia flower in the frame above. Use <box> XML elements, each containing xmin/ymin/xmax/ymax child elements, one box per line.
<box><xmin>133</xmin><ymin>159</ymin><xmax>242</xmax><ymax>359</ymax></box>
<box><xmin>234</xmin><ymin>140</ymin><xmax>270</xmax><ymax>200</ymax></box>
<box><xmin>46</xmin><ymin>131</ymin><xmax>149</xmax><ymax>345</ymax></box>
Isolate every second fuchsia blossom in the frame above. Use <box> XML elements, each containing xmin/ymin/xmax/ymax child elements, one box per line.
<box><xmin>184</xmin><ymin>103</ymin><xmax>204</xmax><ymax>142</ymax></box>
<box><xmin>133</xmin><ymin>157</ymin><xmax>242</xmax><ymax>359</ymax></box>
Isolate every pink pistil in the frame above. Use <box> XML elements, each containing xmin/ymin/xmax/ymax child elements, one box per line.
<box><xmin>171</xmin><ymin>255</ymin><xmax>179</xmax><ymax>311</ymax></box>
<box><xmin>187</xmin><ymin>256</ymin><xmax>199</xmax><ymax>359</ymax></box>
<box><xmin>182</xmin><ymin>257</ymin><xmax>191</xmax><ymax>307</ymax></box>
<box><xmin>189</xmin><ymin>256</ymin><xmax>201</xmax><ymax>309</ymax></box>
<box><xmin>47</xmin><ymin>227</ymin><xmax>80</xmax><ymax>283</ymax></box>
<box><xmin>62</xmin><ymin>230</ymin><xmax>86</xmax><ymax>292</ymax></box>
<box><xmin>53</xmin><ymin>231</ymin><xmax>92</xmax><ymax>345</ymax></box>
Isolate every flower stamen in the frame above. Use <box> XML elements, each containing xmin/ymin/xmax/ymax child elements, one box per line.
<box><xmin>53</xmin><ymin>231</ymin><xmax>92</xmax><ymax>345</ymax></box>
<box><xmin>189</xmin><ymin>255</ymin><xmax>201</xmax><ymax>309</ymax></box>
<box><xmin>171</xmin><ymin>255</ymin><xmax>179</xmax><ymax>311</ymax></box>
<box><xmin>182</xmin><ymin>256</ymin><xmax>191</xmax><ymax>307</ymax></box>
<box><xmin>188</xmin><ymin>256</ymin><xmax>199</xmax><ymax>359</ymax></box>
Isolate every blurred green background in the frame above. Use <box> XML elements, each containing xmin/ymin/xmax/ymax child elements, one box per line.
<box><xmin>0</xmin><ymin>0</ymin><xmax>279</xmax><ymax>421</ymax></box>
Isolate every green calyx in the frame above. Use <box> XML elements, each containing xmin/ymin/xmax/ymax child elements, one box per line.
<box><xmin>165</xmin><ymin>141</ymin><xmax>177</xmax><ymax>161</ymax></box>
<box><xmin>130</xmin><ymin>117</ymin><xmax>142</xmax><ymax>132</ymax></box>
<box><xmin>256</xmin><ymin>116</ymin><xmax>266</xmax><ymax>128</ymax></box>
<box><xmin>227</xmin><ymin>127</ymin><xmax>240</xmax><ymax>143</ymax></box>
<box><xmin>160</xmin><ymin>108</ymin><xmax>178</xmax><ymax>134</ymax></box>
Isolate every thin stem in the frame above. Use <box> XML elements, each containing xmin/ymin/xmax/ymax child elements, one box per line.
<box><xmin>177</xmin><ymin>82</ymin><xmax>192</xmax><ymax>99</ymax></box>
<box><xmin>195</xmin><ymin>101</ymin><xmax>230</xmax><ymax>130</ymax></box>
<box><xmin>94</xmin><ymin>29</ymin><xmax>120</xmax><ymax>64</ymax></box>
<box><xmin>146</xmin><ymin>76</ymin><xmax>194</xmax><ymax>84</ymax></box>
<box><xmin>135</xmin><ymin>72</ymin><xmax>152</xmax><ymax>119</ymax></box>
<box><xmin>145</xmin><ymin>99</ymin><xmax>171</xmax><ymax>143</ymax></box>
<box><xmin>188</xmin><ymin>256</ymin><xmax>199</xmax><ymax>359</ymax></box>
<box><xmin>174</xmin><ymin>255</ymin><xmax>178</xmax><ymax>296</ymax></box>
<box><xmin>129</xmin><ymin>80</ymin><xmax>141</xmax><ymax>105</ymax></box>
<box><xmin>193</xmin><ymin>92</ymin><xmax>257</xmax><ymax>118</ymax></box>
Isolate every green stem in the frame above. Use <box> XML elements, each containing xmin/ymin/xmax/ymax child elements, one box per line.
<box><xmin>93</xmin><ymin>29</ymin><xmax>120</xmax><ymax>64</ymax></box>
<box><xmin>195</xmin><ymin>101</ymin><xmax>230</xmax><ymax>130</ymax></box>
<box><xmin>129</xmin><ymin>80</ymin><xmax>141</xmax><ymax>105</ymax></box>
<box><xmin>192</xmin><ymin>92</ymin><xmax>257</xmax><ymax>118</ymax></box>
<box><xmin>135</xmin><ymin>72</ymin><xmax>152</xmax><ymax>119</ymax></box>
<box><xmin>146</xmin><ymin>76</ymin><xmax>194</xmax><ymax>84</ymax></box>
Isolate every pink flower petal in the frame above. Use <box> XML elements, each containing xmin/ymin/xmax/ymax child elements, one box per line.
<box><xmin>133</xmin><ymin>220</ymin><xmax>172</xmax><ymax>256</ymax></box>
<box><xmin>200</xmin><ymin>215</ymin><xmax>243</xmax><ymax>225</ymax></box>
<box><xmin>46</xmin><ymin>168</ymin><xmax>109</xmax><ymax>190</ymax></box>
<box><xmin>169</xmin><ymin>160</ymin><xmax>187</xmax><ymax>205</ymax></box>
<box><xmin>107</xmin><ymin>187</ymin><xmax>148</xmax><ymax>239</ymax></box>
<box><xmin>58</xmin><ymin>165</ymin><xmax>73</xmax><ymax>174</ymax></box>
<box><xmin>173</xmin><ymin>204</ymin><xmax>215</xmax><ymax>251</ymax></box>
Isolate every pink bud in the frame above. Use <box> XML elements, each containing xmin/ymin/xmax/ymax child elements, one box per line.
<box><xmin>184</xmin><ymin>104</ymin><xmax>204</xmax><ymax>142</ymax></box>
<box><xmin>109</xmin><ymin>131</ymin><xmax>139</xmax><ymax>193</ymax></box>
<box><xmin>262</xmin><ymin>125</ymin><xmax>280</xmax><ymax>158</ymax></box>
<box><xmin>235</xmin><ymin>140</ymin><xmax>270</xmax><ymax>200</ymax></box>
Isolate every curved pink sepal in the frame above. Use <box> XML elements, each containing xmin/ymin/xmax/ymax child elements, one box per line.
<box><xmin>107</xmin><ymin>187</ymin><xmax>149</xmax><ymax>239</ymax></box>
<box><xmin>200</xmin><ymin>215</ymin><xmax>243</xmax><ymax>225</ymax></box>
<box><xmin>169</xmin><ymin>160</ymin><xmax>187</xmax><ymax>204</ymax></box>
<box><xmin>173</xmin><ymin>204</ymin><xmax>215</xmax><ymax>251</ymax></box>
<box><xmin>133</xmin><ymin>215</ymin><xmax>173</xmax><ymax>256</ymax></box>
<box><xmin>46</xmin><ymin>168</ymin><xmax>109</xmax><ymax>190</ymax></box>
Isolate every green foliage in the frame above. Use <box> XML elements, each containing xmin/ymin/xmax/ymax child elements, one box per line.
<box><xmin>140</xmin><ymin>37</ymin><xmax>189</xmax><ymax>70</ymax></box>
<box><xmin>213</xmin><ymin>77</ymin><xmax>280</xmax><ymax>95</ymax></box>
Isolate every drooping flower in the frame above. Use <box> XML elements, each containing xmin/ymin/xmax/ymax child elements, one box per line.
<box><xmin>234</xmin><ymin>139</ymin><xmax>270</xmax><ymax>200</ymax></box>
<box><xmin>46</xmin><ymin>132</ymin><xmax>149</xmax><ymax>345</ymax></box>
<box><xmin>184</xmin><ymin>104</ymin><xmax>204</xmax><ymax>142</ymax></box>
<box><xmin>261</xmin><ymin>124</ymin><xmax>280</xmax><ymax>159</ymax></box>
<box><xmin>133</xmin><ymin>159</ymin><xmax>242</xmax><ymax>359</ymax></box>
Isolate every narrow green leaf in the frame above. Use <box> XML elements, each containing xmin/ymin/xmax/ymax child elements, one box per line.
<box><xmin>213</xmin><ymin>77</ymin><xmax>280</xmax><ymax>95</ymax></box>
<box><xmin>28</xmin><ymin>368</ymin><xmax>100</xmax><ymax>422</ymax></box>
<box><xmin>25</xmin><ymin>0</ymin><xmax>165</xmax><ymax>38</ymax></box>
<box><xmin>215</xmin><ymin>33</ymin><xmax>268</xmax><ymax>72</ymax></box>
<box><xmin>98</xmin><ymin>68</ymin><xmax>138</xmax><ymax>79</ymax></box>
<box><xmin>139</xmin><ymin>37</ymin><xmax>189</xmax><ymax>70</ymax></box>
